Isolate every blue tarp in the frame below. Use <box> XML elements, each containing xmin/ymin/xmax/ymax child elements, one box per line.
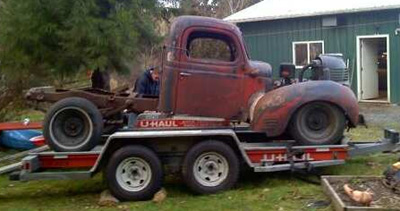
<box><xmin>0</xmin><ymin>130</ymin><xmax>42</xmax><ymax>150</ymax></box>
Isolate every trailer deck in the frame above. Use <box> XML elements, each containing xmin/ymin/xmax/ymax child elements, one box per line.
<box><xmin>11</xmin><ymin>129</ymin><xmax>400</xmax><ymax>182</ymax></box>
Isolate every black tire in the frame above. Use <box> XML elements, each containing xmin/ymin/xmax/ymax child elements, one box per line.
<box><xmin>105</xmin><ymin>145</ymin><xmax>163</xmax><ymax>201</ymax></box>
<box><xmin>290</xmin><ymin>102</ymin><xmax>346</xmax><ymax>145</ymax></box>
<box><xmin>43</xmin><ymin>97</ymin><xmax>103</xmax><ymax>152</ymax></box>
<box><xmin>182</xmin><ymin>140</ymin><xmax>239</xmax><ymax>194</ymax></box>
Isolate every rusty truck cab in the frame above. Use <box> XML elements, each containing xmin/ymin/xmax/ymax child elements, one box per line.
<box><xmin>159</xmin><ymin>16</ymin><xmax>273</xmax><ymax>121</ymax></box>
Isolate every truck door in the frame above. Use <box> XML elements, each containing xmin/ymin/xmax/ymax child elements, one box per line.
<box><xmin>175</xmin><ymin>28</ymin><xmax>244</xmax><ymax>119</ymax></box>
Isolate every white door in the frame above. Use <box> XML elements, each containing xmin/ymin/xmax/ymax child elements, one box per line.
<box><xmin>360</xmin><ymin>39</ymin><xmax>379</xmax><ymax>100</ymax></box>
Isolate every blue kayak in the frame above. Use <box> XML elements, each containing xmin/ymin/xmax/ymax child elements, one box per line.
<box><xmin>0</xmin><ymin>130</ymin><xmax>42</xmax><ymax>150</ymax></box>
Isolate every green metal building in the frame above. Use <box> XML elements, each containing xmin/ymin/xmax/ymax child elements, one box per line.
<box><xmin>225</xmin><ymin>0</ymin><xmax>400</xmax><ymax>103</ymax></box>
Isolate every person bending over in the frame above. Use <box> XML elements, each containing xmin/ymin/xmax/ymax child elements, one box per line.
<box><xmin>127</xmin><ymin>67</ymin><xmax>160</xmax><ymax>129</ymax></box>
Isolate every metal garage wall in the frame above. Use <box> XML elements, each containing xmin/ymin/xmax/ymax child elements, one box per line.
<box><xmin>238</xmin><ymin>9</ymin><xmax>400</xmax><ymax>103</ymax></box>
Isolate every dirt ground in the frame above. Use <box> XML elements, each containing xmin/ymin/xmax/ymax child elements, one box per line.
<box><xmin>329</xmin><ymin>177</ymin><xmax>400</xmax><ymax>209</ymax></box>
<box><xmin>360</xmin><ymin>102</ymin><xmax>400</xmax><ymax>126</ymax></box>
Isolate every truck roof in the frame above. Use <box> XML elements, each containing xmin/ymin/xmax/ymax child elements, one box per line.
<box><xmin>172</xmin><ymin>15</ymin><xmax>237</xmax><ymax>30</ymax></box>
<box><xmin>167</xmin><ymin>16</ymin><xmax>242</xmax><ymax>46</ymax></box>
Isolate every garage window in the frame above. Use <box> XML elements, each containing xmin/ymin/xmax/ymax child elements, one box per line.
<box><xmin>293</xmin><ymin>41</ymin><xmax>324</xmax><ymax>67</ymax></box>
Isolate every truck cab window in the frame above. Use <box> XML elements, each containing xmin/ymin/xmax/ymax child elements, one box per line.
<box><xmin>186</xmin><ymin>32</ymin><xmax>236</xmax><ymax>62</ymax></box>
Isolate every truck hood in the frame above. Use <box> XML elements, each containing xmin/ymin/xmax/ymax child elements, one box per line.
<box><xmin>249</xmin><ymin>60</ymin><xmax>272</xmax><ymax>78</ymax></box>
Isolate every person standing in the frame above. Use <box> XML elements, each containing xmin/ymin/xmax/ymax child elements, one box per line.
<box><xmin>126</xmin><ymin>66</ymin><xmax>160</xmax><ymax>129</ymax></box>
<box><xmin>134</xmin><ymin>66</ymin><xmax>160</xmax><ymax>96</ymax></box>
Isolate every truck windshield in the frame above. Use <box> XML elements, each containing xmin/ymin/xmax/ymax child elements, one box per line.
<box><xmin>186</xmin><ymin>31</ymin><xmax>237</xmax><ymax>63</ymax></box>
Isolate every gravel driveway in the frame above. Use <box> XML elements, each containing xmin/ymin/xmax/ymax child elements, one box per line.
<box><xmin>360</xmin><ymin>103</ymin><xmax>400</xmax><ymax>126</ymax></box>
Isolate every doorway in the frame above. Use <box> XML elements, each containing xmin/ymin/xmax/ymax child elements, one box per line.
<box><xmin>357</xmin><ymin>35</ymin><xmax>390</xmax><ymax>102</ymax></box>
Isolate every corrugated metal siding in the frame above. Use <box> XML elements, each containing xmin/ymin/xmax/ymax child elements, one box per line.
<box><xmin>238</xmin><ymin>9</ymin><xmax>400</xmax><ymax>103</ymax></box>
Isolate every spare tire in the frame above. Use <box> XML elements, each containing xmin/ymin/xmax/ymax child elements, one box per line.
<box><xmin>289</xmin><ymin>102</ymin><xmax>345</xmax><ymax>145</ymax></box>
<box><xmin>43</xmin><ymin>97</ymin><xmax>103</xmax><ymax>152</ymax></box>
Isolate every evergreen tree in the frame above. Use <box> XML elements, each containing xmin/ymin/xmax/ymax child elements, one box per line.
<box><xmin>0</xmin><ymin>0</ymin><xmax>161</xmax><ymax>84</ymax></box>
<box><xmin>0</xmin><ymin>0</ymin><xmax>161</xmax><ymax>120</ymax></box>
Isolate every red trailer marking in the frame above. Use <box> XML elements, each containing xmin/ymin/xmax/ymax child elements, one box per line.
<box><xmin>39</xmin><ymin>154</ymin><xmax>99</xmax><ymax>169</ymax></box>
<box><xmin>245</xmin><ymin>147</ymin><xmax>348</xmax><ymax>163</ymax></box>
<box><xmin>0</xmin><ymin>121</ymin><xmax>42</xmax><ymax>131</ymax></box>
<box><xmin>135</xmin><ymin>119</ymin><xmax>230</xmax><ymax>129</ymax></box>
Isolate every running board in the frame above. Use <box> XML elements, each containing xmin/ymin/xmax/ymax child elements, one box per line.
<box><xmin>253</xmin><ymin>160</ymin><xmax>345</xmax><ymax>172</ymax></box>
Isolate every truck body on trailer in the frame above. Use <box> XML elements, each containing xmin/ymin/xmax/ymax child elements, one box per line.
<box><xmin>10</xmin><ymin>126</ymin><xmax>400</xmax><ymax>201</ymax></box>
<box><xmin>17</xmin><ymin>16</ymin><xmax>363</xmax><ymax>201</ymax></box>
<box><xmin>25</xmin><ymin>16</ymin><xmax>359</xmax><ymax>153</ymax></box>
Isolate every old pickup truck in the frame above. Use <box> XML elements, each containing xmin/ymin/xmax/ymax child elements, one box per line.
<box><xmin>26</xmin><ymin>16</ymin><xmax>359</xmax><ymax>152</ymax></box>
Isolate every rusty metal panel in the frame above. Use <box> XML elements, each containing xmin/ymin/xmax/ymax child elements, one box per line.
<box><xmin>250</xmin><ymin>81</ymin><xmax>359</xmax><ymax>136</ymax></box>
<box><xmin>159</xmin><ymin>16</ymin><xmax>269</xmax><ymax>120</ymax></box>
<box><xmin>25</xmin><ymin>87</ymin><xmax>158</xmax><ymax>116</ymax></box>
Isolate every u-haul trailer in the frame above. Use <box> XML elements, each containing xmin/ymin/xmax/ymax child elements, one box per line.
<box><xmin>9</xmin><ymin>128</ymin><xmax>400</xmax><ymax>201</ymax></box>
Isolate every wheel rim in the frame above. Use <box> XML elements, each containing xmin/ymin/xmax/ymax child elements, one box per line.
<box><xmin>116</xmin><ymin>157</ymin><xmax>152</xmax><ymax>192</ymax></box>
<box><xmin>193</xmin><ymin>152</ymin><xmax>229</xmax><ymax>187</ymax></box>
<box><xmin>299</xmin><ymin>104</ymin><xmax>337</xmax><ymax>141</ymax></box>
<box><xmin>49</xmin><ymin>107</ymin><xmax>93</xmax><ymax>150</ymax></box>
<box><xmin>305</xmin><ymin>108</ymin><xmax>329</xmax><ymax>132</ymax></box>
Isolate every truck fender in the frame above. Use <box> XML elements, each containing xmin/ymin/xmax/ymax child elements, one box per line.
<box><xmin>249</xmin><ymin>81</ymin><xmax>359</xmax><ymax>136</ymax></box>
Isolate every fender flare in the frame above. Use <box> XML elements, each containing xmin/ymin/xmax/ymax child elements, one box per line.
<box><xmin>250</xmin><ymin>81</ymin><xmax>359</xmax><ymax>136</ymax></box>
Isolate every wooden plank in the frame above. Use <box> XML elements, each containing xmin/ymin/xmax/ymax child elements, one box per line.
<box><xmin>0</xmin><ymin>162</ymin><xmax>21</xmax><ymax>175</ymax></box>
<box><xmin>0</xmin><ymin>145</ymin><xmax>49</xmax><ymax>163</ymax></box>
<box><xmin>321</xmin><ymin>176</ymin><xmax>388</xmax><ymax>211</ymax></box>
<box><xmin>321</xmin><ymin>176</ymin><xmax>345</xmax><ymax>211</ymax></box>
<box><xmin>0</xmin><ymin>146</ymin><xmax>49</xmax><ymax>175</ymax></box>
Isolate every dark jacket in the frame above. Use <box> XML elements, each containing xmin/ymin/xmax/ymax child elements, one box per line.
<box><xmin>134</xmin><ymin>69</ymin><xmax>159</xmax><ymax>96</ymax></box>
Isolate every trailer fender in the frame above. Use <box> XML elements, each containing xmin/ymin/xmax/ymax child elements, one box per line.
<box><xmin>90</xmin><ymin>129</ymin><xmax>254</xmax><ymax>173</ymax></box>
<box><xmin>250</xmin><ymin>81</ymin><xmax>359</xmax><ymax>136</ymax></box>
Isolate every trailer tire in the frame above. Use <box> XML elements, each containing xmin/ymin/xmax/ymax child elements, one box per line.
<box><xmin>182</xmin><ymin>140</ymin><xmax>239</xmax><ymax>194</ymax></box>
<box><xmin>290</xmin><ymin>102</ymin><xmax>345</xmax><ymax>145</ymax></box>
<box><xmin>105</xmin><ymin>146</ymin><xmax>163</xmax><ymax>201</ymax></box>
<box><xmin>43</xmin><ymin>97</ymin><xmax>103</xmax><ymax>152</ymax></box>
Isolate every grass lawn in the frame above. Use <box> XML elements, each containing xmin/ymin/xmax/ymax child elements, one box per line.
<box><xmin>0</xmin><ymin>120</ymin><xmax>399</xmax><ymax>210</ymax></box>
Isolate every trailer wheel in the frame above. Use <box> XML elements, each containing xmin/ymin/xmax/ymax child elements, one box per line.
<box><xmin>182</xmin><ymin>140</ymin><xmax>239</xmax><ymax>194</ymax></box>
<box><xmin>106</xmin><ymin>146</ymin><xmax>163</xmax><ymax>201</ymax></box>
<box><xmin>290</xmin><ymin>102</ymin><xmax>345</xmax><ymax>145</ymax></box>
<box><xmin>43</xmin><ymin>97</ymin><xmax>103</xmax><ymax>152</ymax></box>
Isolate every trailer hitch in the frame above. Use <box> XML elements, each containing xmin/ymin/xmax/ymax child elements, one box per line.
<box><xmin>286</xmin><ymin>144</ymin><xmax>321</xmax><ymax>185</ymax></box>
<box><xmin>384</xmin><ymin>129</ymin><xmax>399</xmax><ymax>144</ymax></box>
<box><xmin>348</xmin><ymin>129</ymin><xmax>400</xmax><ymax>157</ymax></box>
